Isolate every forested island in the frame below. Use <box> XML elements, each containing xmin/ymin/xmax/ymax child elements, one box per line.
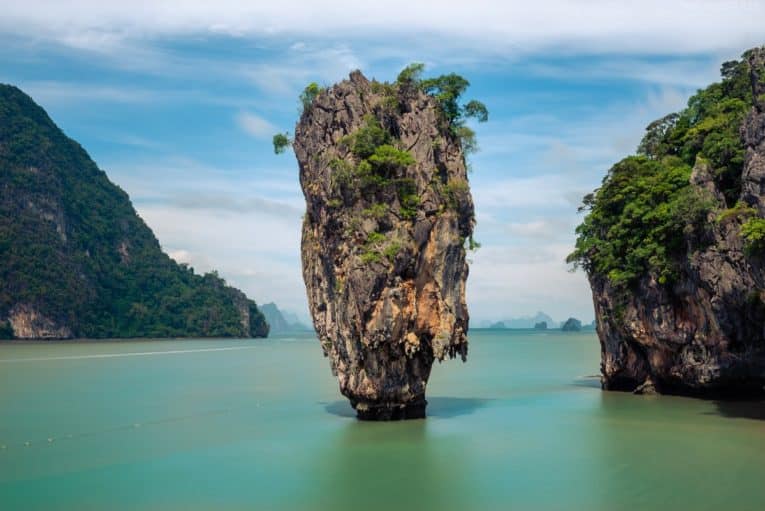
<box><xmin>0</xmin><ymin>85</ymin><xmax>268</xmax><ymax>340</ymax></box>
<box><xmin>569</xmin><ymin>47</ymin><xmax>765</xmax><ymax>395</ymax></box>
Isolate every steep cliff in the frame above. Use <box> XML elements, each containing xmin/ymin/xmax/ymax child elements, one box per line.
<box><xmin>293</xmin><ymin>68</ymin><xmax>481</xmax><ymax>419</ymax></box>
<box><xmin>570</xmin><ymin>47</ymin><xmax>765</xmax><ymax>395</ymax></box>
<box><xmin>0</xmin><ymin>84</ymin><xmax>269</xmax><ymax>339</ymax></box>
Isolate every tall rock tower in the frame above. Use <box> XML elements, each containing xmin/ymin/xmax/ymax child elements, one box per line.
<box><xmin>294</xmin><ymin>70</ymin><xmax>477</xmax><ymax>419</ymax></box>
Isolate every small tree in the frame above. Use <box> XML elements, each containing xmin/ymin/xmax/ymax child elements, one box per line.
<box><xmin>637</xmin><ymin>113</ymin><xmax>679</xmax><ymax>159</ymax></box>
<box><xmin>396</xmin><ymin>63</ymin><xmax>426</xmax><ymax>86</ymax></box>
<box><xmin>272</xmin><ymin>132</ymin><xmax>291</xmax><ymax>154</ymax></box>
<box><xmin>300</xmin><ymin>82</ymin><xmax>324</xmax><ymax>112</ymax></box>
<box><xmin>394</xmin><ymin>65</ymin><xmax>489</xmax><ymax>158</ymax></box>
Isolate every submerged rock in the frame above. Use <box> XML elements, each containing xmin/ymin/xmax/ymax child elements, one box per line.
<box><xmin>294</xmin><ymin>70</ymin><xmax>476</xmax><ymax>419</ymax></box>
<box><xmin>572</xmin><ymin>47</ymin><xmax>765</xmax><ymax>396</ymax></box>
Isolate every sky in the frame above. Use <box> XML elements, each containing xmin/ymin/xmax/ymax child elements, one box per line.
<box><xmin>1</xmin><ymin>1</ymin><xmax>763</xmax><ymax>325</ymax></box>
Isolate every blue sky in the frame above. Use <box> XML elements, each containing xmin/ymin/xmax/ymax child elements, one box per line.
<box><xmin>1</xmin><ymin>1</ymin><xmax>763</xmax><ymax>324</ymax></box>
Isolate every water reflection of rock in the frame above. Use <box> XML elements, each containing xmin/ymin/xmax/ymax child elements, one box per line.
<box><xmin>712</xmin><ymin>399</ymin><xmax>765</xmax><ymax>421</ymax></box>
<box><xmin>306</xmin><ymin>418</ymin><xmax>472</xmax><ymax>511</ymax></box>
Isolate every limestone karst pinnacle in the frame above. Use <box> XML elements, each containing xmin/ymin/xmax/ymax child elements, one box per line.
<box><xmin>293</xmin><ymin>70</ymin><xmax>477</xmax><ymax>419</ymax></box>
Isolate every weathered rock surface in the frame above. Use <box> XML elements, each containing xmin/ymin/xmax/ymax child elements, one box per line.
<box><xmin>592</xmin><ymin>49</ymin><xmax>765</xmax><ymax>395</ymax></box>
<box><xmin>294</xmin><ymin>71</ymin><xmax>475</xmax><ymax>419</ymax></box>
<box><xmin>8</xmin><ymin>304</ymin><xmax>72</xmax><ymax>339</ymax></box>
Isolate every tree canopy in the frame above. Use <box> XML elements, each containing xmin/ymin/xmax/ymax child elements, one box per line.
<box><xmin>569</xmin><ymin>53</ymin><xmax>756</xmax><ymax>289</ymax></box>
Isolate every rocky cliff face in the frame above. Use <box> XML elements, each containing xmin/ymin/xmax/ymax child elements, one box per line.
<box><xmin>294</xmin><ymin>71</ymin><xmax>475</xmax><ymax>419</ymax></box>
<box><xmin>588</xmin><ymin>49</ymin><xmax>765</xmax><ymax>395</ymax></box>
<box><xmin>8</xmin><ymin>304</ymin><xmax>72</xmax><ymax>339</ymax></box>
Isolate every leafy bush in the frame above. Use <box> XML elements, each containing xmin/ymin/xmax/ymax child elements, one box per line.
<box><xmin>362</xmin><ymin>203</ymin><xmax>388</xmax><ymax>219</ymax></box>
<box><xmin>742</xmin><ymin>218</ymin><xmax>765</xmax><ymax>254</ymax></box>
<box><xmin>349</xmin><ymin>116</ymin><xmax>392</xmax><ymax>159</ymax></box>
<box><xmin>300</xmin><ymin>82</ymin><xmax>325</xmax><ymax>112</ymax></box>
<box><xmin>396</xmin><ymin>178</ymin><xmax>420</xmax><ymax>219</ymax></box>
<box><xmin>272</xmin><ymin>132</ymin><xmax>291</xmax><ymax>154</ymax></box>
<box><xmin>367</xmin><ymin>145</ymin><xmax>415</xmax><ymax>174</ymax></box>
<box><xmin>717</xmin><ymin>201</ymin><xmax>757</xmax><ymax>223</ymax></box>
<box><xmin>568</xmin><ymin>156</ymin><xmax>714</xmax><ymax>287</ymax></box>
<box><xmin>396</xmin><ymin>63</ymin><xmax>426</xmax><ymax>85</ymax></box>
<box><xmin>383</xmin><ymin>242</ymin><xmax>402</xmax><ymax>261</ymax></box>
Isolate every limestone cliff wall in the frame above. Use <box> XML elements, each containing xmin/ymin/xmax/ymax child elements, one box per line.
<box><xmin>593</xmin><ymin>49</ymin><xmax>765</xmax><ymax>395</ymax></box>
<box><xmin>294</xmin><ymin>71</ymin><xmax>474</xmax><ymax>419</ymax></box>
<box><xmin>8</xmin><ymin>305</ymin><xmax>72</xmax><ymax>339</ymax></box>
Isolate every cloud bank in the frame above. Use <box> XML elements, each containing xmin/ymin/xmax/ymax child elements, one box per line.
<box><xmin>2</xmin><ymin>1</ymin><xmax>763</xmax><ymax>56</ymax></box>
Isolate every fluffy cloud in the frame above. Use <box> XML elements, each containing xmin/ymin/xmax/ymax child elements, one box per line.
<box><xmin>236</xmin><ymin>111</ymin><xmax>277</xmax><ymax>139</ymax></box>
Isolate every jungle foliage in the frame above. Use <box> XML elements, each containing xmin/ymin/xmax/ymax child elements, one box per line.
<box><xmin>568</xmin><ymin>54</ymin><xmax>757</xmax><ymax>289</ymax></box>
<box><xmin>0</xmin><ymin>85</ymin><xmax>268</xmax><ymax>339</ymax></box>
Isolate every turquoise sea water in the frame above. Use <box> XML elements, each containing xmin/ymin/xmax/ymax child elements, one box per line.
<box><xmin>1</xmin><ymin>329</ymin><xmax>764</xmax><ymax>511</ymax></box>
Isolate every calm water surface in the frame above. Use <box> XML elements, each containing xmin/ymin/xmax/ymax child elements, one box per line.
<box><xmin>1</xmin><ymin>330</ymin><xmax>764</xmax><ymax>510</ymax></box>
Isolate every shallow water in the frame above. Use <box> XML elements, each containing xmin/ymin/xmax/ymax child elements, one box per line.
<box><xmin>1</xmin><ymin>330</ymin><xmax>764</xmax><ymax>510</ymax></box>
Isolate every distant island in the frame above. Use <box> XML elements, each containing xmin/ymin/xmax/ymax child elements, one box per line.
<box><xmin>259</xmin><ymin>303</ymin><xmax>310</xmax><ymax>334</ymax></box>
<box><xmin>561</xmin><ymin>318</ymin><xmax>582</xmax><ymax>332</ymax></box>
<box><xmin>479</xmin><ymin>311</ymin><xmax>558</xmax><ymax>329</ymax></box>
<box><xmin>478</xmin><ymin>312</ymin><xmax>595</xmax><ymax>330</ymax></box>
<box><xmin>0</xmin><ymin>85</ymin><xmax>269</xmax><ymax>340</ymax></box>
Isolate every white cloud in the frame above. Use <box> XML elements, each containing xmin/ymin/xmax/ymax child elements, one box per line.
<box><xmin>243</xmin><ymin>45</ymin><xmax>363</xmax><ymax>96</ymax></box>
<box><xmin>167</xmin><ymin>249</ymin><xmax>193</xmax><ymax>265</ymax></box>
<box><xmin>1</xmin><ymin>1</ymin><xmax>762</xmax><ymax>56</ymax></box>
<box><xmin>138</xmin><ymin>204</ymin><xmax>307</xmax><ymax>313</ymax></box>
<box><xmin>236</xmin><ymin>111</ymin><xmax>277</xmax><ymax>139</ymax></box>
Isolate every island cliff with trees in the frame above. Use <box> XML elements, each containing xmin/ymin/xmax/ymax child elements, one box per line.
<box><xmin>569</xmin><ymin>47</ymin><xmax>765</xmax><ymax>395</ymax></box>
<box><xmin>0</xmin><ymin>85</ymin><xmax>268</xmax><ymax>340</ymax></box>
<box><xmin>278</xmin><ymin>64</ymin><xmax>486</xmax><ymax>419</ymax></box>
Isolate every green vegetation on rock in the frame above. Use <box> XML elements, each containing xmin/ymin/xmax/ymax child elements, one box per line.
<box><xmin>300</xmin><ymin>82</ymin><xmax>325</xmax><ymax>112</ymax></box>
<box><xmin>396</xmin><ymin>63</ymin><xmax>488</xmax><ymax>156</ymax></box>
<box><xmin>742</xmin><ymin>218</ymin><xmax>765</xmax><ymax>254</ymax></box>
<box><xmin>568</xmin><ymin>53</ymin><xmax>758</xmax><ymax>289</ymax></box>
<box><xmin>0</xmin><ymin>320</ymin><xmax>13</xmax><ymax>339</ymax></box>
<box><xmin>275</xmin><ymin>64</ymin><xmax>485</xmax><ymax>263</ymax></box>
<box><xmin>0</xmin><ymin>84</ymin><xmax>269</xmax><ymax>339</ymax></box>
<box><xmin>273</xmin><ymin>132</ymin><xmax>291</xmax><ymax>154</ymax></box>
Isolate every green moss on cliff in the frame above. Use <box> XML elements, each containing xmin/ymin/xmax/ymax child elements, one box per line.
<box><xmin>742</xmin><ymin>218</ymin><xmax>765</xmax><ymax>254</ymax></box>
